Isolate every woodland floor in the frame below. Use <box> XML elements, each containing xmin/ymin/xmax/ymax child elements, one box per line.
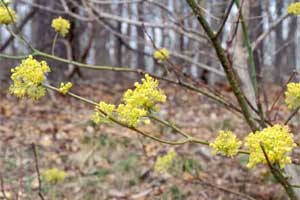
<box><xmin>0</xmin><ymin>78</ymin><xmax>298</xmax><ymax>200</ymax></box>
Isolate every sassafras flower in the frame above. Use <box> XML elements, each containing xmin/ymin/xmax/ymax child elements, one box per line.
<box><xmin>154</xmin><ymin>150</ymin><xmax>177</xmax><ymax>173</ymax></box>
<box><xmin>153</xmin><ymin>48</ymin><xmax>170</xmax><ymax>62</ymax></box>
<box><xmin>42</xmin><ymin>168</ymin><xmax>66</xmax><ymax>184</ymax></box>
<box><xmin>92</xmin><ymin>74</ymin><xmax>166</xmax><ymax>127</ymax></box>
<box><xmin>9</xmin><ymin>55</ymin><xmax>50</xmax><ymax>100</ymax></box>
<box><xmin>91</xmin><ymin>101</ymin><xmax>115</xmax><ymax>124</ymax></box>
<box><xmin>245</xmin><ymin>125</ymin><xmax>296</xmax><ymax>168</ymax></box>
<box><xmin>210</xmin><ymin>130</ymin><xmax>242</xmax><ymax>157</ymax></box>
<box><xmin>288</xmin><ymin>2</ymin><xmax>300</xmax><ymax>15</ymax></box>
<box><xmin>285</xmin><ymin>82</ymin><xmax>300</xmax><ymax>109</ymax></box>
<box><xmin>51</xmin><ymin>16</ymin><xmax>70</xmax><ymax>37</ymax></box>
<box><xmin>0</xmin><ymin>6</ymin><xmax>17</xmax><ymax>25</ymax></box>
<box><xmin>59</xmin><ymin>82</ymin><xmax>72</xmax><ymax>94</ymax></box>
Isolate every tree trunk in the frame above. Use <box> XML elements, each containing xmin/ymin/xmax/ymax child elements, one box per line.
<box><xmin>250</xmin><ymin>0</ymin><xmax>264</xmax><ymax>76</ymax></box>
<box><xmin>284</xmin><ymin>14</ymin><xmax>300</xmax><ymax>200</ymax></box>
<box><xmin>273</xmin><ymin>0</ymin><xmax>284</xmax><ymax>85</ymax></box>
<box><xmin>67</xmin><ymin>0</ymin><xmax>82</xmax><ymax>79</ymax></box>
<box><xmin>32</xmin><ymin>0</ymin><xmax>66</xmax><ymax>82</ymax></box>
<box><xmin>206</xmin><ymin>0</ymin><xmax>227</xmax><ymax>85</ymax></box>
<box><xmin>136</xmin><ymin>2</ymin><xmax>145</xmax><ymax>69</ymax></box>
<box><xmin>115</xmin><ymin>4</ymin><xmax>123</xmax><ymax>67</ymax></box>
<box><xmin>231</xmin><ymin>1</ymin><xmax>256</xmax><ymax>107</ymax></box>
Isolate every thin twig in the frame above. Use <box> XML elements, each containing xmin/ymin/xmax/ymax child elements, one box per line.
<box><xmin>268</xmin><ymin>70</ymin><xmax>297</xmax><ymax>114</ymax></box>
<box><xmin>0</xmin><ymin>24</ymin><xmax>270</xmax><ymax>127</ymax></box>
<box><xmin>214</xmin><ymin>0</ymin><xmax>235</xmax><ymax>39</ymax></box>
<box><xmin>252</xmin><ymin>13</ymin><xmax>289</xmax><ymax>50</ymax></box>
<box><xmin>43</xmin><ymin>83</ymin><xmax>250</xmax><ymax>155</ymax></box>
<box><xmin>186</xmin><ymin>0</ymin><xmax>258</xmax><ymax>131</ymax></box>
<box><xmin>291</xmin><ymin>184</ymin><xmax>300</xmax><ymax>188</ymax></box>
<box><xmin>260</xmin><ymin>143</ymin><xmax>297</xmax><ymax>200</ymax></box>
<box><xmin>31</xmin><ymin>143</ymin><xmax>45</xmax><ymax>200</ymax></box>
<box><xmin>51</xmin><ymin>33</ymin><xmax>59</xmax><ymax>56</ymax></box>
<box><xmin>0</xmin><ymin>174</ymin><xmax>8</xmax><ymax>200</ymax></box>
<box><xmin>0</xmin><ymin>7</ymin><xmax>38</xmax><ymax>51</ymax></box>
<box><xmin>234</xmin><ymin>0</ymin><xmax>265</xmax><ymax>128</ymax></box>
<box><xmin>0</xmin><ymin>51</ymin><xmax>247</xmax><ymax>121</ymax></box>
<box><xmin>193</xmin><ymin>179</ymin><xmax>257</xmax><ymax>200</ymax></box>
<box><xmin>284</xmin><ymin>106</ymin><xmax>300</xmax><ymax>125</ymax></box>
<box><xmin>43</xmin><ymin>84</ymin><xmax>189</xmax><ymax>145</ymax></box>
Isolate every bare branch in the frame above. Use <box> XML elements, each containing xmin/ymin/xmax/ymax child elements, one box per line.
<box><xmin>252</xmin><ymin>14</ymin><xmax>289</xmax><ymax>50</ymax></box>
<box><xmin>31</xmin><ymin>144</ymin><xmax>45</xmax><ymax>200</ymax></box>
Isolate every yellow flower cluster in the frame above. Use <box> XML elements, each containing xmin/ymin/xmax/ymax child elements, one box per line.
<box><xmin>153</xmin><ymin>48</ymin><xmax>170</xmax><ymax>62</ymax></box>
<box><xmin>59</xmin><ymin>82</ymin><xmax>72</xmax><ymax>94</ymax></box>
<box><xmin>91</xmin><ymin>74</ymin><xmax>166</xmax><ymax>127</ymax></box>
<box><xmin>154</xmin><ymin>150</ymin><xmax>177</xmax><ymax>173</ymax></box>
<box><xmin>9</xmin><ymin>55</ymin><xmax>51</xmax><ymax>100</ymax></box>
<box><xmin>285</xmin><ymin>82</ymin><xmax>300</xmax><ymax>109</ymax></box>
<box><xmin>288</xmin><ymin>2</ymin><xmax>300</xmax><ymax>15</ymax></box>
<box><xmin>91</xmin><ymin>101</ymin><xmax>115</xmax><ymax>124</ymax></box>
<box><xmin>42</xmin><ymin>168</ymin><xmax>66</xmax><ymax>184</ymax></box>
<box><xmin>116</xmin><ymin>103</ymin><xmax>147</xmax><ymax>126</ymax></box>
<box><xmin>91</xmin><ymin>111</ymin><xmax>102</xmax><ymax>124</ymax></box>
<box><xmin>210</xmin><ymin>130</ymin><xmax>242</xmax><ymax>157</ymax></box>
<box><xmin>51</xmin><ymin>16</ymin><xmax>70</xmax><ymax>37</ymax></box>
<box><xmin>99</xmin><ymin>101</ymin><xmax>115</xmax><ymax>115</ymax></box>
<box><xmin>245</xmin><ymin>125</ymin><xmax>296</xmax><ymax>169</ymax></box>
<box><xmin>0</xmin><ymin>6</ymin><xmax>17</xmax><ymax>25</ymax></box>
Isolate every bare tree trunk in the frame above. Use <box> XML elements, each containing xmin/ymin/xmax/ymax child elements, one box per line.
<box><xmin>287</xmin><ymin>17</ymin><xmax>297</xmax><ymax>74</ymax></box>
<box><xmin>274</xmin><ymin>0</ymin><xmax>284</xmax><ymax>85</ymax></box>
<box><xmin>137</xmin><ymin>2</ymin><xmax>145</xmax><ymax>69</ymax></box>
<box><xmin>284</xmin><ymin>15</ymin><xmax>300</xmax><ymax>200</ymax></box>
<box><xmin>32</xmin><ymin>0</ymin><xmax>66</xmax><ymax>82</ymax></box>
<box><xmin>250</xmin><ymin>0</ymin><xmax>264</xmax><ymax>76</ymax></box>
<box><xmin>115</xmin><ymin>4</ymin><xmax>123</xmax><ymax>67</ymax></box>
<box><xmin>231</xmin><ymin>0</ymin><xmax>256</xmax><ymax>108</ymax></box>
<box><xmin>66</xmin><ymin>0</ymin><xmax>82</xmax><ymax>79</ymax></box>
<box><xmin>206</xmin><ymin>0</ymin><xmax>227</xmax><ymax>85</ymax></box>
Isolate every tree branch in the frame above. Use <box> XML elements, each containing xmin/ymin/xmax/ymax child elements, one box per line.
<box><xmin>186</xmin><ymin>0</ymin><xmax>258</xmax><ymax>131</ymax></box>
<box><xmin>32</xmin><ymin>143</ymin><xmax>45</xmax><ymax>200</ymax></box>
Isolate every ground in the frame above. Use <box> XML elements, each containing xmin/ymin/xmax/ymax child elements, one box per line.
<box><xmin>0</xmin><ymin>79</ymin><xmax>294</xmax><ymax>200</ymax></box>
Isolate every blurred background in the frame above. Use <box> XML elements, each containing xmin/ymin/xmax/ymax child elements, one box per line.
<box><xmin>0</xmin><ymin>0</ymin><xmax>298</xmax><ymax>86</ymax></box>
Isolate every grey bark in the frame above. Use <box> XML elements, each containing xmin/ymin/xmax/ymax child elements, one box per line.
<box><xmin>32</xmin><ymin>0</ymin><xmax>66</xmax><ymax>81</ymax></box>
<box><xmin>136</xmin><ymin>2</ymin><xmax>145</xmax><ymax>69</ymax></box>
<box><xmin>231</xmin><ymin>0</ymin><xmax>256</xmax><ymax>108</ymax></box>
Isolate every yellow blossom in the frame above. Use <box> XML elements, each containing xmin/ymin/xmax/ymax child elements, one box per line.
<box><xmin>42</xmin><ymin>168</ymin><xmax>66</xmax><ymax>184</ymax></box>
<box><xmin>285</xmin><ymin>82</ymin><xmax>300</xmax><ymax>109</ymax></box>
<box><xmin>91</xmin><ymin>111</ymin><xmax>103</xmax><ymax>124</ymax></box>
<box><xmin>51</xmin><ymin>16</ymin><xmax>70</xmax><ymax>37</ymax></box>
<box><xmin>0</xmin><ymin>6</ymin><xmax>17</xmax><ymax>25</ymax></box>
<box><xmin>98</xmin><ymin>101</ymin><xmax>115</xmax><ymax>115</ymax></box>
<box><xmin>144</xmin><ymin>119</ymin><xmax>151</xmax><ymax>125</ymax></box>
<box><xmin>91</xmin><ymin>101</ymin><xmax>115</xmax><ymax>124</ymax></box>
<box><xmin>210</xmin><ymin>130</ymin><xmax>242</xmax><ymax>157</ymax></box>
<box><xmin>245</xmin><ymin>124</ymin><xmax>296</xmax><ymax>169</ymax></box>
<box><xmin>123</xmin><ymin>74</ymin><xmax>166</xmax><ymax>110</ymax></box>
<box><xmin>59</xmin><ymin>82</ymin><xmax>72</xmax><ymax>94</ymax></box>
<box><xmin>288</xmin><ymin>2</ymin><xmax>300</xmax><ymax>15</ymax></box>
<box><xmin>9</xmin><ymin>55</ymin><xmax>51</xmax><ymax>100</ymax></box>
<box><xmin>117</xmin><ymin>103</ymin><xmax>147</xmax><ymax>127</ymax></box>
<box><xmin>117</xmin><ymin>74</ymin><xmax>166</xmax><ymax>127</ymax></box>
<box><xmin>92</xmin><ymin>74</ymin><xmax>166</xmax><ymax>127</ymax></box>
<box><xmin>153</xmin><ymin>48</ymin><xmax>170</xmax><ymax>62</ymax></box>
<box><xmin>154</xmin><ymin>150</ymin><xmax>177</xmax><ymax>173</ymax></box>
